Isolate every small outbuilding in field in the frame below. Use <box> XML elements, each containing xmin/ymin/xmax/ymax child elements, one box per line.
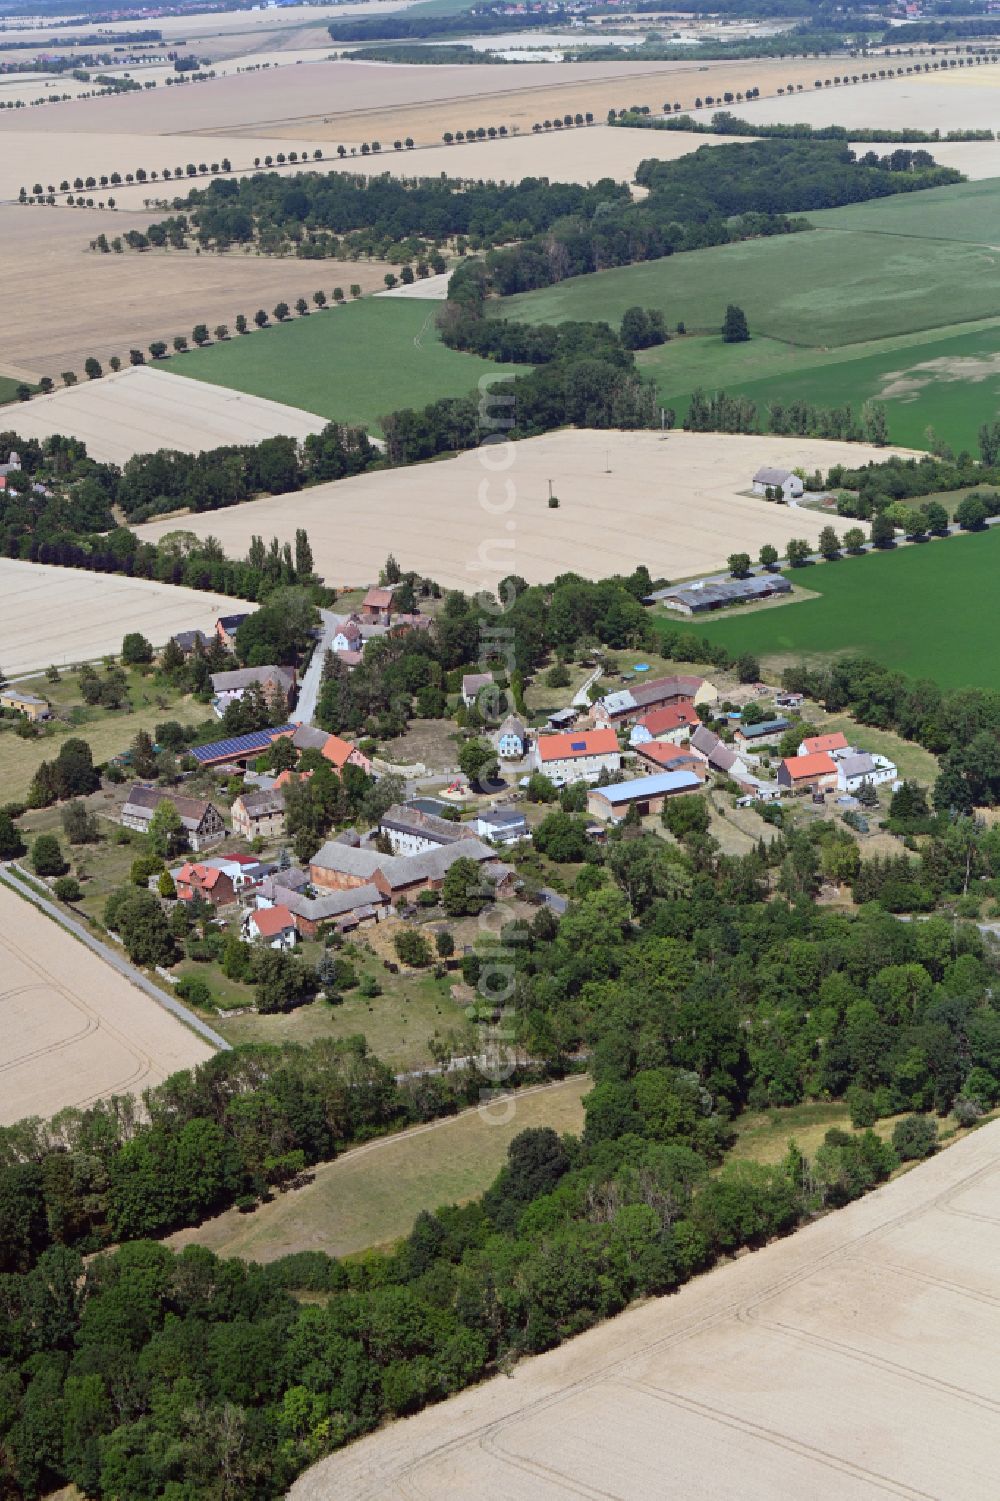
<box><xmin>752</xmin><ymin>467</ymin><xmax>803</xmax><ymax>502</ymax></box>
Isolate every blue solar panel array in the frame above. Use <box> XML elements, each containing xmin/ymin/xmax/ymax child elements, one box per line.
<box><xmin>570</xmin><ymin>740</ymin><xmax>587</xmax><ymax>751</ymax></box>
<box><xmin>191</xmin><ymin>724</ymin><xmax>295</xmax><ymax>763</ymax></box>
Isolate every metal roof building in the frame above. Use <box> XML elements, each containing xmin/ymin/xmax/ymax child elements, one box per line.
<box><xmin>656</xmin><ymin>575</ymin><xmax>792</xmax><ymax>615</ymax></box>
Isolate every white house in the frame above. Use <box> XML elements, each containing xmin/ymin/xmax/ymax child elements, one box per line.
<box><xmin>496</xmin><ymin>714</ymin><xmax>528</xmax><ymax>759</ymax></box>
<box><xmin>379</xmin><ymin>804</ymin><xmax>478</xmax><ymax>856</ymax></box>
<box><xmin>752</xmin><ymin>466</ymin><xmax>804</xmax><ymax>502</ymax></box>
<box><xmin>474</xmin><ymin>808</ymin><xmax>530</xmax><ymax>846</ymax></box>
<box><xmin>242</xmin><ymin>904</ymin><xmax>297</xmax><ymax>948</ymax></box>
<box><xmin>837</xmin><ymin>752</ymin><xmax>897</xmax><ymax>794</ymax></box>
<box><xmin>534</xmin><ymin>728</ymin><xmax>621</xmax><ymax>784</ymax></box>
<box><xmin>462</xmin><ymin>671</ymin><xmax>494</xmax><ymax>708</ymax></box>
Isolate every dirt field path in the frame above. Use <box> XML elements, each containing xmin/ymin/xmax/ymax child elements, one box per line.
<box><xmin>291</xmin><ymin>1114</ymin><xmax>1000</xmax><ymax>1500</ymax></box>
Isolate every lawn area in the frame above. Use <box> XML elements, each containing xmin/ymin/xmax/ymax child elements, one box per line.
<box><xmin>683</xmin><ymin>527</ymin><xmax>1000</xmax><ymax>692</ymax></box>
<box><xmin>216</xmin><ymin>945</ymin><xmax>474</xmax><ymax>1072</ymax></box>
<box><xmin>0</xmin><ymin>670</ymin><xmax>211</xmax><ymax>803</ymax></box>
<box><xmin>15</xmin><ymin>799</ymin><xmax>145</xmax><ymax>927</ymax></box>
<box><xmin>504</xmin><ymin>225</ymin><xmax>1000</xmax><ymax>348</ymax></box>
<box><xmin>167</xmin><ymin>299</ymin><xmax>524</xmax><ymax>432</ymax></box>
<box><xmin>165</xmin><ymin>1074</ymin><xmax>590</xmax><ymax>1263</ymax></box>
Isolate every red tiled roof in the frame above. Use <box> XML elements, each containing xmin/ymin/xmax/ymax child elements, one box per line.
<box><xmin>251</xmin><ymin>904</ymin><xmax>295</xmax><ymax>937</ymax></box>
<box><xmin>782</xmin><ymin>752</ymin><xmax>837</xmax><ymax>781</ymax></box>
<box><xmin>537</xmin><ymin>728</ymin><xmax>619</xmax><ymax>763</ymax></box>
<box><xmin>640</xmin><ymin>701</ymin><xmax>699</xmax><ymax>736</ymax></box>
<box><xmin>801</xmin><ymin>732</ymin><xmax>849</xmax><ymax>755</ymax></box>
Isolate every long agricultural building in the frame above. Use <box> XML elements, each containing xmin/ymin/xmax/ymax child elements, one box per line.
<box><xmin>652</xmin><ymin>575</ymin><xmax>792</xmax><ymax>615</ymax></box>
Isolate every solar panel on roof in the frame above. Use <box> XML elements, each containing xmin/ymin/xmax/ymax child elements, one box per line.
<box><xmin>570</xmin><ymin>740</ymin><xmax>587</xmax><ymax>751</ymax></box>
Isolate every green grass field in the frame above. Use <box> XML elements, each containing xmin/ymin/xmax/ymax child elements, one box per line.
<box><xmin>504</xmin><ymin>226</ymin><xmax>1000</xmax><ymax>348</ymax></box>
<box><xmin>680</xmin><ymin>528</ymin><xmax>1000</xmax><ymax>690</ymax></box>
<box><xmin>642</xmin><ymin>319</ymin><xmax>1000</xmax><ymax>453</ymax></box>
<box><xmin>0</xmin><ymin>377</ymin><xmax>28</xmax><ymax>406</ymax></box>
<box><xmin>166</xmin><ymin>1075</ymin><xmax>590</xmax><ymax>1263</ymax></box>
<box><xmin>505</xmin><ymin>176</ymin><xmax>1000</xmax><ymax>454</ymax></box>
<box><xmin>804</xmin><ymin>177</ymin><xmax>1000</xmax><ymax>243</ymax></box>
<box><xmin>169</xmin><ymin>299</ymin><xmax>522</xmax><ymax>431</ymax></box>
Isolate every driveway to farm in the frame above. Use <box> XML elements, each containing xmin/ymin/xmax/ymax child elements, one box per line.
<box><xmin>1</xmin><ymin>864</ymin><xmax>229</xmax><ymax>1051</ymax></box>
<box><xmin>290</xmin><ymin>607</ymin><xmax>341</xmax><ymax>727</ymax></box>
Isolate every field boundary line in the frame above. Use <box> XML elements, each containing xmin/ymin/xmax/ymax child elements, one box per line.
<box><xmin>0</xmin><ymin>863</ymin><xmax>230</xmax><ymax>1052</ymax></box>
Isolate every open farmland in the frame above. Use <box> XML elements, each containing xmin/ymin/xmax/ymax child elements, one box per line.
<box><xmin>687</xmin><ymin>528</ymin><xmax>1000</xmax><ymax>692</ymax></box>
<box><xmin>291</xmin><ymin>1114</ymin><xmax>1000</xmax><ymax>1501</ymax></box>
<box><xmin>504</xmin><ymin>221</ymin><xmax>1000</xmax><ymax>348</ymax></box>
<box><xmin>625</xmin><ymin>176</ymin><xmax>1000</xmax><ymax>454</ymax></box>
<box><xmin>134</xmin><ymin>429</ymin><xmax>916</xmax><ymax>591</ymax></box>
<box><xmin>0</xmin><ymin>203</ymin><xmax>396</xmax><ymax>381</ymax></box>
<box><xmin>98</xmin><ymin>123</ymin><xmax>732</xmax><ymax>213</ymax></box>
<box><xmin>8</xmin><ymin>365</ymin><xmax>327</xmax><ymax>464</ymax></box>
<box><xmin>0</xmin><ymin>882</ymin><xmax>214</xmax><ymax>1126</ymax></box>
<box><xmin>165</xmin><ymin>1075</ymin><xmax>589</xmax><ymax>1263</ymax></box>
<box><xmin>168</xmin><ymin>297</ymin><xmax>525</xmax><ymax>431</ymax></box>
<box><xmin>0</xmin><ymin>557</ymin><xmax>254</xmax><ymax>675</ymax></box>
<box><xmin>690</xmin><ymin>61</ymin><xmax>1000</xmax><ymax>136</ymax></box>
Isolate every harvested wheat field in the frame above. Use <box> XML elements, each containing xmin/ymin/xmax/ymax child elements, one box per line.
<box><xmin>0</xmin><ymin>55</ymin><xmax>832</xmax><ymax>160</ymax></box>
<box><xmin>697</xmin><ymin>64</ymin><xmax>1000</xmax><ymax>135</ymax></box>
<box><xmin>0</xmin><ymin>204</ymin><xmax>394</xmax><ymax>380</ymax></box>
<box><xmin>136</xmin><ymin>429</ymin><xmax>915</xmax><ymax>592</ymax></box>
<box><xmin>292</xmin><ymin>1114</ymin><xmax>1000</xmax><ymax>1501</ymax></box>
<box><xmin>0</xmin><ymin>558</ymin><xmax>254</xmax><ymax>674</ymax></box>
<box><xmin>230</xmin><ymin>56</ymin><xmax>848</xmax><ymax>147</ymax></box>
<box><xmin>0</xmin><ymin>128</ymin><xmax>351</xmax><ymax>201</ymax></box>
<box><xmin>0</xmin><ymin>884</ymin><xmax>214</xmax><ymax>1126</ymax></box>
<box><xmin>9</xmin><ymin>365</ymin><xmax>327</xmax><ymax>463</ymax></box>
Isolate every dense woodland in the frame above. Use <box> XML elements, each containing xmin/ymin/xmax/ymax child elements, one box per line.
<box><xmin>1</xmin><ymin>813</ymin><xmax>996</xmax><ymax>1496</ymax></box>
<box><xmin>144</xmin><ymin>173</ymin><xmax>630</xmax><ymax>258</ymax></box>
